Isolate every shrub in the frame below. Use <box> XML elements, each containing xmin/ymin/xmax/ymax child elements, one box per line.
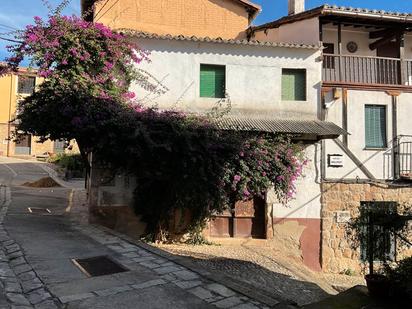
<box><xmin>49</xmin><ymin>153</ymin><xmax>84</xmax><ymax>171</ymax></box>
<box><xmin>386</xmin><ymin>256</ymin><xmax>412</xmax><ymax>298</ymax></box>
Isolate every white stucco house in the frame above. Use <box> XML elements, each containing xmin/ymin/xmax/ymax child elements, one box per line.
<box><xmin>84</xmin><ymin>0</ymin><xmax>412</xmax><ymax>273</ymax></box>
<box><xmin>250</xmin><ymin>1</ymin><xmax>412</xmax><ymax>272</ymax></box>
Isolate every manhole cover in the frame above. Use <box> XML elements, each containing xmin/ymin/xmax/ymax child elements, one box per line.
<box><xmin>72</xmin><ymin>256</ymin><xmax>128</xmax><ymax>277</ymax></box>
<box><xmin>28</xmin><ymin>207</ymin><xmax>51</xmax><ymax>214</ymax></box>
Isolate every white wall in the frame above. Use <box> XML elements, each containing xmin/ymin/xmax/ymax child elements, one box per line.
<box><xmin>268</xmin><ymin>143</ymin><xmax>322</xmax><ymax>219</ymax></box>
<box><xmin>324</xmin><ymin>89</ymin><xmax>412</xmax><ymax>181</ymax></box>
<box><xmin>323</xmin><ymin>26</ymin><xmax>376</xmax><ymax>57</ymax></box>
<box><xmin>254</xmin><ymin>18</ymin><xmax>320</xmax><ymax>46</ymax></box>
<box><xmin>132</xmin><ymin>38</ymin><xmax>322</xmax><ymax>120</ymax></box>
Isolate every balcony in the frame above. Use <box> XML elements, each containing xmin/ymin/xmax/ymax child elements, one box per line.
<box><xmin>323</xmin><ymin>54</ymin><xmax>412</xmax><ymax>87</ymax></box>
<box><xmin>395</xmin><ymin>135</ymin><xmax>412</xmax><ymax>180</ymax></box>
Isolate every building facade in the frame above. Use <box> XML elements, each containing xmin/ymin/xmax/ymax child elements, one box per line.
<box><xmin>250</xmin><ymin>1</ymin><xmax>412</xmax><ymax>273</ymax></box>
<box><xmin>0</xmin><ymin>68</ymin><xmax>77</xmax><ymax>158</ymax></box>
<box><xmin>84</xmin><ymin>0</ymin><xmax>349</xmax><ymax>272</ymax></box>
<box><xmin>84</xmin><ymin>0</ymin><xmax>412</xmax><ymax>273</ymax></box>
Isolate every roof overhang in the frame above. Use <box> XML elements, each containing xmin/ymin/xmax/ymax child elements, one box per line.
<box><xmin>251</xmin><ymin>5</ymin><xmax>412</xmax><ymax>32</ymax></box>
<box><xmin>124</xmin><ymin>30</ymin><xmax>319</xmax><ymax>50</ymax></box>
<box><xmin>234</xmin><ymin>0</ymin><xmax>261</xmax><ymax>21</ymax></box>
<box><xmin>213</xmin><ymin>117</ymin><xmax>347</xmax><ymax>140</ymax></box>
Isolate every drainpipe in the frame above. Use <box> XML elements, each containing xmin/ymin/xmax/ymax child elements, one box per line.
<box><xmin>6</xmin><ymin>74</ymin><xmax>13</xmax><ymax>157</ymax></box>
<box><xmin>392</xmin><ymin>95</ymin><xmax>399</xmax><ymax>180</ymax></box>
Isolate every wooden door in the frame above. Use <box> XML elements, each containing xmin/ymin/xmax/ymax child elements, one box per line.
<box><xmin>210</xmin><ymin>196</ymin><xmax>266</xmax><ymax>239</ymax></box>
<box><xmin>377</xmin><ymin>41</ymin><xmax>400</xmax><ymax>84</ymax></box>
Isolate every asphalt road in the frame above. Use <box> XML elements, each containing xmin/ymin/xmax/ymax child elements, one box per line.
<box><xmin>0</xmin><ymin>158</ymin><xmax>258</xmax><ymax>309</ymax></box>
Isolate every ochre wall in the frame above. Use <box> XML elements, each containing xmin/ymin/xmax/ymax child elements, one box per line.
<box><xmin>0</xmin><ymin>72</ymin><xmax>78</xmax><ymax>157</ymax></box>
<box><xmin>94</xmin><ymin>0</ymin><xmax>251</xmax><ymax>39</ymax></box>
<box><xmin>322</xmin><ymin>182</ymin><xmax>412</xmax><ymax>273</ymax></box>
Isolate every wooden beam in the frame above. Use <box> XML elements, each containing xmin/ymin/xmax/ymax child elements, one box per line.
<box><xmin>369</xmin><ymin>33</ymin><xmax>397</xmax><ymax>50</ymax></box>
<box><xmin>399</xmin><ymin>33</ymin><xmax>406</xmax><ymax>85</ymax></box>
<box><xmin>342</xmin><ymin>88</ymin><xmax>348</xmax><ymax>146</ymax></box>
<box><xmin>369</xmin><ymin>28</ymin><xmax>397</xmax><ymax>39</ymax></box>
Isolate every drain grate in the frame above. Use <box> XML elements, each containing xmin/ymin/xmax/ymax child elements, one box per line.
<box><xmin>28</xmin><ymin>207</ymin><xmax>51</xmax><ymax>214</ymax></box>
<box><xmin>72</xmin><ymin>256</ymin><xmax>128</xmax><ymax>277</ymax></box>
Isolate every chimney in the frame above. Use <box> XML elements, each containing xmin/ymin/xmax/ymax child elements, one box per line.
<box><xmin>288</xmin><ymin>0</ymin><xmax>305</xmax><ymax>15</ymax></box>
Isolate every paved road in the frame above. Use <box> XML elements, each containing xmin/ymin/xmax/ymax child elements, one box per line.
<box><xmin>0</xmin><ymin>158</ymin><xmax>276</xmax><ymax>309</ymax></box>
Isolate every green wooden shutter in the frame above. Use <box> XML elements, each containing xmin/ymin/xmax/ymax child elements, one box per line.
<box><xmin>282</xmin><ymin>69</ymin><xmax>306</xmax><ymax>101</ymax></box>
<box><xmin>200</xmin><ymin>65</ymin><xmax>225</xmax><ymax>98</ymax></box>
<box><xmin>365</xmin><ymin>105</ymin><xmax>387</xmax><ymax>148</ymax></box>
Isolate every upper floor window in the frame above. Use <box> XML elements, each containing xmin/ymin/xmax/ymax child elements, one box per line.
<box><xmin>17</xmin><ymin>76</ymin><xmax>36</xmax><ymax>94</ymax></box>
<box><xmin>281</xmin><ymin>69</ymin><xmax>306</xmax><ymax>101</ymax></box>
<box><xmin>200</xmin><ymin>64</ymin><xmax>226</xmax><ymax>98</ymax></box>
<box><xmin>365</xmin><ymin>105</ymin><xmax>387</xmax><ymax>149</ymax></box>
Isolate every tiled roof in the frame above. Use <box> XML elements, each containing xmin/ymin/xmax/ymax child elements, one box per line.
<box><xmin>213</xmin><ymin>117</ymin><xmax>347</xmax><ymax>138</ymax></box>
<box><xmin>123</xmin><ymin>30</ymin><xmax>320</xmax><ymax>50</ymax></box>
<box><xmin>234</xmin><ymin>0</ymin><xmax>261</xmax><ymax>12</ymax></box>
<box><xmin>322</xmin><ymin>4</ymin><xmax>412</xmax><ymax>18</ymax></box>
<box><xmin>252</xmin><ymin>4</ymin><xmax>412</xmax><ymax>31</ymax></box>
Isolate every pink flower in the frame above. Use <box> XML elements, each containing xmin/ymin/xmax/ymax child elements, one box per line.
<box><xmin>69</xmin><ymin>48</ymin><xmax>78</xmax><ymax>57</ymax></box>
<box><xmin>27</xmin><ymin>33</ymin><xmax>38</xmax><ymax>43</ymax></box>
<box><xmin>276</xmin><ymin>175</ymin><xmax>285</xmax><ymax>182</ymax></box>
<box><xmin>38</xmin><ymin>69</ymin><xmax>53</xmax><ymax>78</ymax></box>
<box><xmin>239</xmin><ymin>151</ymin><xmax>244</xmax><ymax>157</ymax></box>
<box><xmin>124</xmin><ymin>91</ymin><xmax>136</xmax><ymax>99</ymax></box>
<box><xmin>243</xmin><ymin>189</ymin><xmax>250</xmax><ymax>197</ymax></box>
<box><xmin>233</xmin><ymin>175</ymin><xmax>241</xmax><ymax>182</ymax></box>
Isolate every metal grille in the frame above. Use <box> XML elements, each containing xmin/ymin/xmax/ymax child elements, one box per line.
<box><xmin>72</xmin><ymin>256</ymin><xmax>128</xmax><ymax>277</ymax></box>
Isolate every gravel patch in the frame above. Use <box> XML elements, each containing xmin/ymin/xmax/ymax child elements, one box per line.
<box><xmin>156</xmin><ymin>240</ymin><xmax>335</xmax><ymax>306</ymax></box>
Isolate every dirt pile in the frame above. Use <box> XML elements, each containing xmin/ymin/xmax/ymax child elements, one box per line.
<box><xmin>22</xmin><ymin>177</ymin><xmax>61</xmax><ymax>188</ymax></box>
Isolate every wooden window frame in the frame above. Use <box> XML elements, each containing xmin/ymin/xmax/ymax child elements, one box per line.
<box><xmin>199</xmin><ymin>64</ymin><xmax>226</xmax><ymax>99</ymax></box>
<box><xmin>281</xmin><ymin>68</ymin><xmax>307</xmax><ymax>101</ymax></box>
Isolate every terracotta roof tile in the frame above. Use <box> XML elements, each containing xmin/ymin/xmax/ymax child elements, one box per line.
<box><xmin>252</xmin><ymin>4</ymin><xmax>412</xmax><ymax>31</ymax></box>
<box><xmin>123</xmin><ymin>30</ymin><xmax>320</xmax><ymax>50</ymax></box>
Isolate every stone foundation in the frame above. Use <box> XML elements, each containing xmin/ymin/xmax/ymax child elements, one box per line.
<box><xmin>321</xmin><ymin>182</ymin><xmax>412</xmax><ymax>274</ymax></box>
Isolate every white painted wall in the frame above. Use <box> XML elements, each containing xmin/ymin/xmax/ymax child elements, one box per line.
<box><xmin>129</xmin><ymin>38</ymin><xmax>323</xmax><ymax>221</ymax></box>
<box><xmin>131</xmin><ymin>38</ymin><xmax>322</xmax><ymax>120</ymax></box>
<box><xmin>254</xmin><ymin>18</ymin><xmax>319</xmax><ymax>46</ymax></box>
<box><xmin>323</xmin><ymin>26</ymin><xmax>376</xmax><ymax>57</ymax></box>
<box><xmin>268</xmin><ymin>143</ymin><xmax>322</xmax><ymax>219</ymax></box>
<box><xmin>324</xmin><ymin>90</ymin><xmax>412</xmax><ymax>181</ymax></box>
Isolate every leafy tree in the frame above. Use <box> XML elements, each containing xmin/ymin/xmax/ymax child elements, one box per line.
<box><xmin>1</xmin><ymin>11</ymin><xmax>156</xmax><ymax>161</ymax></box>
<box><xmin>1</xmin><ymin>3</ymin><xmax>308</xmax><ymax>241</ymax></box>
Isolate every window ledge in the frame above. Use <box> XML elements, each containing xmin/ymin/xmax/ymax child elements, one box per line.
<box><xmin>364</xmin><ymin>147</ymin><xmax>388</xmax><ymax>151</ymax></box>
<box><xmin>281</xmin><ymin>100</ymin><xmax>308</xmax><ymax>103</ymax></box>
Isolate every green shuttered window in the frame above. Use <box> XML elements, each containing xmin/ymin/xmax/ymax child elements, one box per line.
<box><xmin>281</xmin><ymin>69</ymin><xmax>306</xmax><ymax>101</ymax></box>
<box><xmin>365</xmin><ymin>105</ymin><xmax>387</xmax><ymax>148</ymax></box>
<box><xmin>200</xmin><ymin>64</ymin><xmax>225</xmax><ymax>98</ymax></box>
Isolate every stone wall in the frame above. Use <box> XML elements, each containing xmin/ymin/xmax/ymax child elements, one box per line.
<box><xmin>321</xmin><ymin>182</ymin><xmax>412</xmax><ymax>274</ymax></box>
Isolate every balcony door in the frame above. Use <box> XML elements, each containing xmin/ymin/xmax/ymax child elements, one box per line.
<box><xmin>377</xmin><ymin>41</ymin><xmax>400</xmax><ymax>85</ymax></box>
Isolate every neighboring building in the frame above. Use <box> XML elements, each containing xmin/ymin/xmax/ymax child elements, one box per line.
<box><xmin>81</xmin><ymin>0</ymin><xmax>261</xmax><ymax>39</ymax></box>
<box><xmin>249</xmin><ymin>1</ymin><xmax>412</xmax><ymax>272</ymax></box>
<box><xmin>0</xmin><ymin>67</ymin><xmax>75</xmax><ymax>157</ymax></box>
<box><xmin>84</xmin><ymin>0</ymin><xmax>345</xmax><ymax>272</ymax></box>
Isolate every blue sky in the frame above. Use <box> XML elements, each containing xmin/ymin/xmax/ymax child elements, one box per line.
<box><xmin>1</xmin><ymin>0</ymin><xmax>412</xmax><ymax>60</ymax></box>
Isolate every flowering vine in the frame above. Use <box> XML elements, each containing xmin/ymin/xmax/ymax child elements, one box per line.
<box><xmin>1</xmin><ymin>8</ymin><xmax>307</xmax><ymax>241</ymax></box>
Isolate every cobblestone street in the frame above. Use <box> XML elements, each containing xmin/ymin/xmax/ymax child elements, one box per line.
<box><xmin>0</xmin><ymin>158</ymin><xmax>293</xmax><ymax>308</ymax></box>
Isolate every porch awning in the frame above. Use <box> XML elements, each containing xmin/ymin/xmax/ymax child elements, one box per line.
<box><xmin>213</xmin><ymin>117</ymin><xmax>347</xmax><ymax>139</ymax></box>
